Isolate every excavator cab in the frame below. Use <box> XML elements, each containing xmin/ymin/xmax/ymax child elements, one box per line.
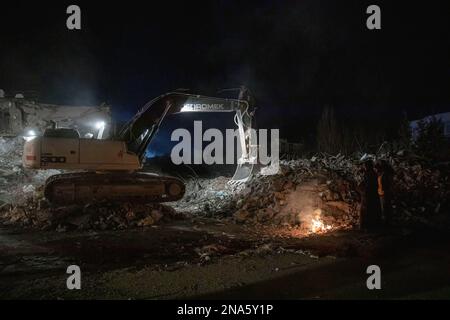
<box><xmin>43</xmin><ymin>128</ymin><xmax>80</xmax><ymax>139</ymax></box>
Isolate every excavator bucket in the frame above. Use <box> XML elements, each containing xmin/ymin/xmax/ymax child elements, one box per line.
<box><xmin>230</xmin><ymin>162</ymin><xmax>254</xmax><ymax>184</ymax></box>
<box><xmin>229</xmin><ymin>108</ymin><xmax>257</xmax><ymax>185</ymax></box>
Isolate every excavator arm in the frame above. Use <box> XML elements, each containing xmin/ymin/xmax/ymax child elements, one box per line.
<box><xmin>118</xmin><ymin>91</ymin><xmax>256</xmax><ymax>182</ymax></box>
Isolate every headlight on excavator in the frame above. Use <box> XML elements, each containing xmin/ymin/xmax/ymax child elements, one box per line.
<box><xmin>23</xmin><ymin>129</ymin><xmax>38</xmax><ymax>142</ymax></box>
<box><xmin>23</xmin><ymin>136</ymin><xmax>41</xmax><ymax>168</ymax></box>
<box><xmin>94</xmin><ymin>121</ymin><xmax>105</xmax><ymax>130</ymax></box>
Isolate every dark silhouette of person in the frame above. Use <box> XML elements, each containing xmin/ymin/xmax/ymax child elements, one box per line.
<box><xmin>375</xmin><ymin>160</ymin><xmax>394</xmax><ymax>226</ymax></box>
<box><xmin>359</xmin><ymin>160</ymin><xmax>382</xmax><ymax>231</ymax></box>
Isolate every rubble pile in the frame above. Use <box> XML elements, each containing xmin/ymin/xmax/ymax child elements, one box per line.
<box><xmin>0</xmin><ymin>200</ymin><xmax>183</xmax><ymax>231</ymax></box>
<box><xmin>236</xmin><ymin>156</ymin><xmax>450</xmax><ymax>230</ymax></box>
<box><xmin>174</xmin><ymin>176</ymin><xmax>239</xmax><ymax>216</ymax></box>
<box><xmin>0</xmin><ymin>137</ymin><xmax>59</xmax><ymax>205</ymax></box>
<box><xmin>1</xmin><ymin>136</ymin><xmax>183</xmax><ymax>231</ymax></box>
<box><xmin>174</xmin><ymin>155</ymin><xmax>361</xmax><ymax>233</ymax></box>
<box><xmin>231</xmin><ymin>156</ymin><xmax>360</xmax><ymax>232</ymax></box>
<box><xmin>0</xmin><ymin>137</ymin><xmax>23</xmax><ymax>198</ymax></box>
<box><xmin>1</xmin><ymin>128</ymin><xmax>449</xmax><ymax>234</ymax></box>
<box><xmin>390</xmin><ymin>157</ymin><xmax>450</xmax><ymax>227</ymax></box>
<box><xmin>177</xmin><ymin>153</ymin><xmax>450</xmax><ymax>232</ymax></box>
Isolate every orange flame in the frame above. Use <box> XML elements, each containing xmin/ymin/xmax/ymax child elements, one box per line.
<box><xmin>310</xmin><ymin>209</ymin><xmax>333</xmax><ymax>233</ymax></box>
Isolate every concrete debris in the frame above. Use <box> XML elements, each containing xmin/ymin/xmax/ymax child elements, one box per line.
<box><xmin>254</xmin><ymin>243</ymin><xmax>274</xmax><ymax>256</ymax></box>
<box><xmin>198</xmin><ymin>244</ymin><xmax>228</xmax><ymax>255</ymax></box>
<box><xmin>174</xmin><ymin>176</ymin><xmax>238</xmax><ymax>216</ymax></box>
<box><xmin>176</xmin><ymin>153</ymin><xmax>450</xmax><ymax>231</ymax></box>
<box><xmin>0</xmin><ymin>136</ymin><xmax>183</xmax><ymax>232</ymax></box>
<box><xmin>0</xmin><ymin>201</ymin><xmax>183</xmax><ymax>231</ymax></box>
<box><xmin>174</xmin><ymin>156</ymin><xmax>360</xmax><ymax>233</ymax></box>
<box><xmin>137</xmin><ymin>216</ymin><xmax>155</xmax><ymax>227</ymax></box>
<box><xmin>22</xmin><ymin>184</ymin><xmax>36</xmax><ymax>193</ymax></box>
<box><xmin>228</xmin><ymin>157</ymin><xmax>360</xmax><ymax>232</ymax></box>
<box><xmin>389</xmin><ymin>157</ymin><xmax>450</xmax><ymax>227</ymax></box>
<box><xmin>195</xmin><ymin>244</ymin><xmax>228</xmax><ymax>263</ymax></box>
<box><xmin>1</xmin><ymin>125</ymin><xmax>449</xmax><ymax>233</ymax></box>
<box><xmin>0</xmin><ymin>136</ymin><xmax>60</xmax><ymax>205</ymax></box>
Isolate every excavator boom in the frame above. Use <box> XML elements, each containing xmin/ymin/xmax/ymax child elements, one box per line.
<box><xmin>118</xmin><ymin>92</ymin><xmax>255</xmax><ymax>164</ymax></box>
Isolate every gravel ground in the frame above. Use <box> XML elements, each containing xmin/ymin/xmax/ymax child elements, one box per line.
<box><xmin>1</xmin><ymin>218</ymin><xmax>450</xmax><ymax>299</ymax></box>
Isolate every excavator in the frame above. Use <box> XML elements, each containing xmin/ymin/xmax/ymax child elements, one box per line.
<box><xmin>22</xmin><ymin>90</ymin><xmax>256</xmax><ymax>205</ymax></box>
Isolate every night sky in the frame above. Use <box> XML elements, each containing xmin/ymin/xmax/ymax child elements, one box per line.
<box><xmin>1</xmin><ymin>0</ymin><xmax>450</xmax><ymax>141</ymax></box>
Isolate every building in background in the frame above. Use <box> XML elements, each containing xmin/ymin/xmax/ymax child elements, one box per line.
<box><xmin>410</xmin><ymin>112</ymin><xmax>450</xmax><ymax>139</ymax></box>
<box><xmin>0</xmin><ymin>93</ymin><xmax>111</xmax><ymax>138</ymax></box>
<box><xmin>279</xmin><ymin>138</ymin><xmax>302</xmax><ymax>160</ymax></box>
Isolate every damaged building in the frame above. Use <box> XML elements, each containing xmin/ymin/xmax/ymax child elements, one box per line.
<box><xmin>279</xmin><ymin>138</ymin><xmax>302</xmax><ymax>159</ymax></box>
<box><xmin>0</xmin><ymin>94</ymin><xmax>112</xmax><ymax>138</ymax></box>
<box><xmin>0</xmin><ymin>94</ymin><xmax>112</xmax><ymax>205</ymax></box>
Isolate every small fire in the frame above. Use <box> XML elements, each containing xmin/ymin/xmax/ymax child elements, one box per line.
<box><xmin>310</xmin><ymin>209</ymin><xmax>333</xmax><ymax>234</ymax></box>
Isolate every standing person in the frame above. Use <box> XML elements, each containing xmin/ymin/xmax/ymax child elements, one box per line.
<box><xmin>358</xmin><ymin>160</ymin><xmax>382</xmax><ymax>231</ymax></box>
<box><xmin>375</xmin><ymin>160</ymin><xmax>394</xmax><ymax>226</ymax></box>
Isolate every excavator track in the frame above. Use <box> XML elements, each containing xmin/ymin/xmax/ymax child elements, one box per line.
<box><xmin>44</xmin><ymin>172</ymin><xmax>185</xmax><ymax>205</ymax></box>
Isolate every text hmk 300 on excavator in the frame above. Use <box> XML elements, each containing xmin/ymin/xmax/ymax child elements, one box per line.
<box><xmin>22</xmin><ymin>91</ymin><xmax>256</xmax><ymax>205</ymax></box>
